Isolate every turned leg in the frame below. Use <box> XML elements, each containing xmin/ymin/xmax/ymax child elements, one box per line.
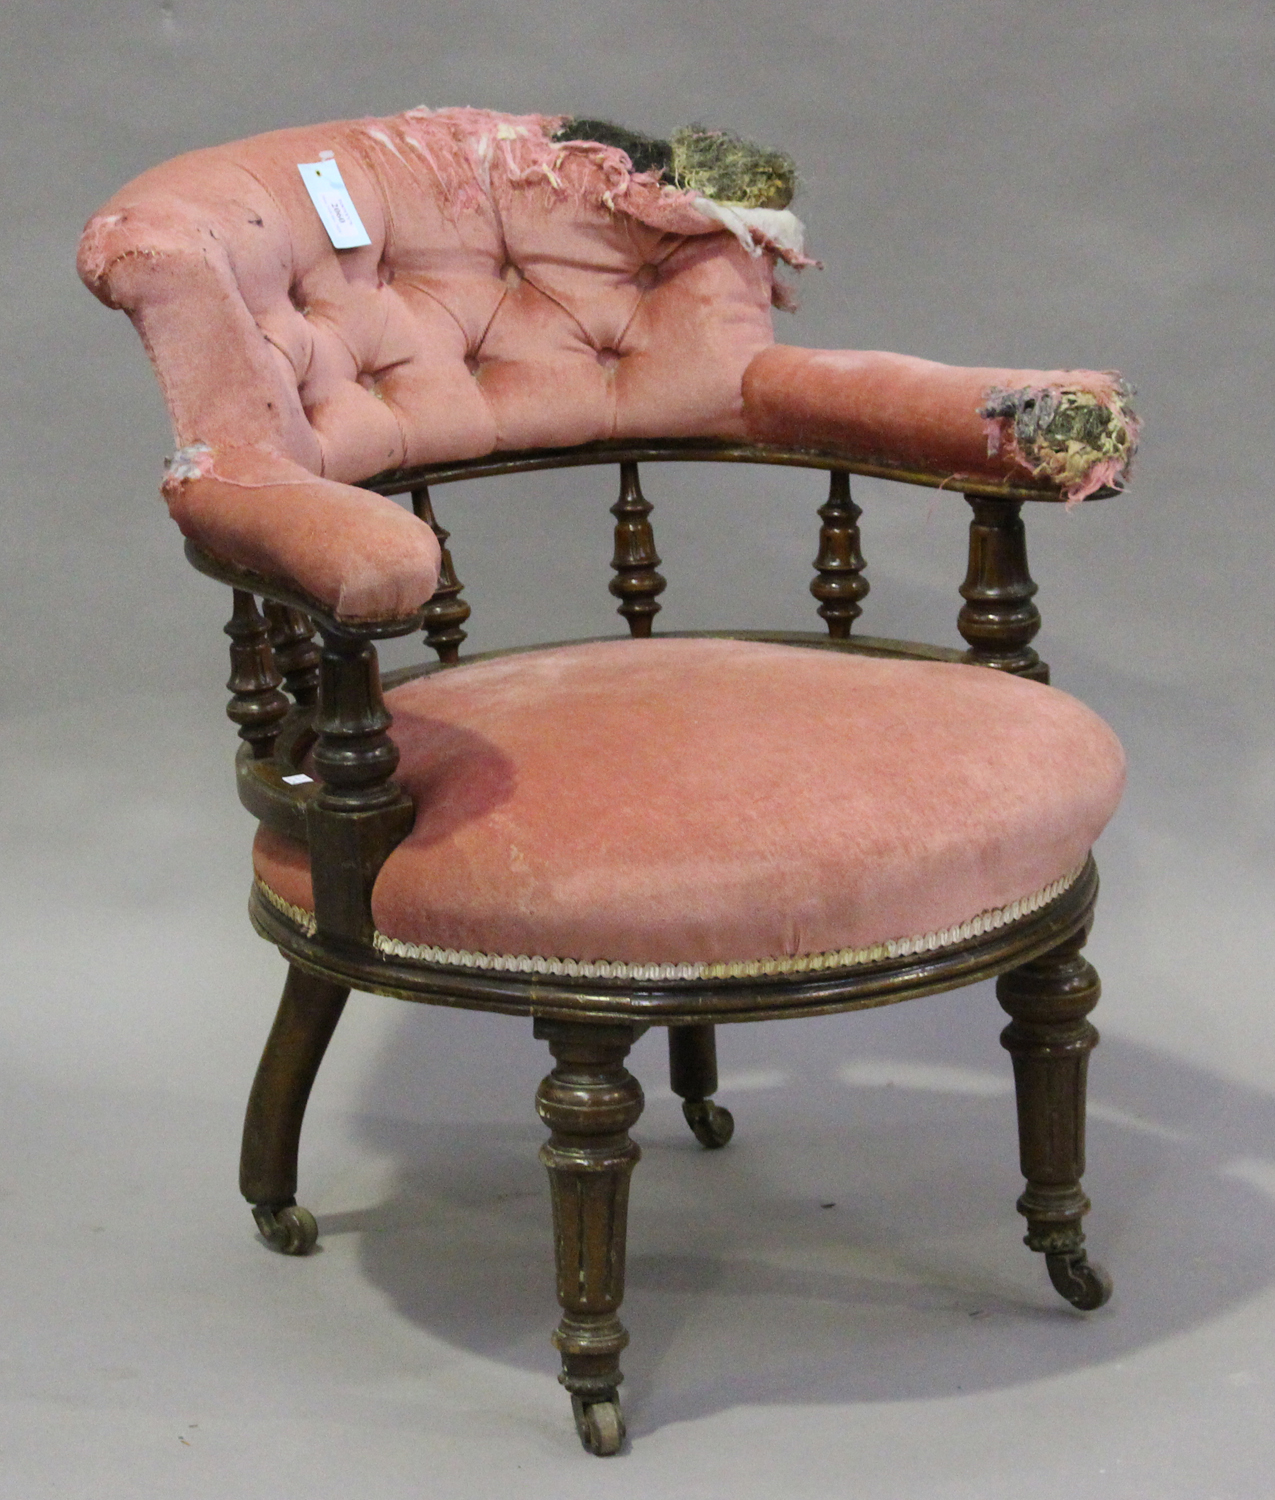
<box><xmin>534</xmin><ymin>1019</ymin><xmax>645</xmax><ymax>1456</ymax></box>
<box><xmin>998</xmin><ymin>925</ymin><xmax>1112</xmax><ymax>1310</ymax></box>
<box><xmin>240</xmin><ymin>963</ymin><xmax>349</xmax><ymax>1255</ymax></box>
<box><xmin>668</xmin><ymin>1023</ymin><xmax>735</xmax><ymax>1148</ymax></box>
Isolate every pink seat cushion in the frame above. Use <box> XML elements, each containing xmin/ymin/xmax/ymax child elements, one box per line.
<box><xmin>253</xmin><ymin>638</ymin><xmax>1125</xmax><ymax>967</ymax></box>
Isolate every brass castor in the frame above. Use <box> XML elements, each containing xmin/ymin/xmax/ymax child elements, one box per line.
<box><xmin>1046</xmin><ymin>1250</ymin><xmax>1112</xmax><ymax>1310</ymax></box>
<box><xmin>252</xmin><ymin>1202</ymin><xmax>318</xmax><ymax>1256</ymax></box>
<box><xmin>682</xmin><ymin>1099</ymin><xmax>734</xmax><ymax>1149</ymax></box>
<box><xmin>571</xmin><ymin>1394</ymin><xmax>625</xmax><ymax>1456</ymax></box>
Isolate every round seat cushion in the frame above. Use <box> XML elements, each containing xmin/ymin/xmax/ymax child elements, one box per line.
<box><xmin>253</xmin><ymin>637</ymin><xmax>1125</xmax><ymax>973</ymax></box>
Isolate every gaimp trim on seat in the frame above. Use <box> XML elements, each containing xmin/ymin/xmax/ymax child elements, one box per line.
<box><xmin>254</xmin><ymin>861</ymin><xmax>1086</xmax><ymax>982</ymax></box>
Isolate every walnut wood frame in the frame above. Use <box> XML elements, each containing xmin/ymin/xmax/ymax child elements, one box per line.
<box><xmin>196</xmin><ymin>437</ymin><xmax>1116</xmax><ymax>1455</ymax></box>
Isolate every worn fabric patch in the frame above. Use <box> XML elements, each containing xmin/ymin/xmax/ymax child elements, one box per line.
<box><xmin>668</xmin><ymin>126</ymin><xmax>795</xmax><ymax>209</ymax></box>
<box><xmin>552</xmin><ymin>117</ymin><xmax>797</xmax><ymax>210</ymax></box>
<box><xmin>978</xmin><ymin>381</ymin><xmax>1140</xmax><ymax>502</ymax></box>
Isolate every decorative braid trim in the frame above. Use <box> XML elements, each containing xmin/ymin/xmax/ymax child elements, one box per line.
<box><xmin>256</xmin><ymin>862</ymin><xmax>1085</xmax><ymax>982</ymax></box>
<box><xmin>256</xmin><ymin>882</ymin><xmax>318</xmax><ymax>936</ymax></box>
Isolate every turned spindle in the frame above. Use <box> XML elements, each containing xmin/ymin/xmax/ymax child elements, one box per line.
<box><xmin>263</xmin><ymin>601</ymin><xmax>321</xmax><ymax>706</ymax></box>
<box><xmin>609</xmin><ymin>462</ymin><xmax>666</xmax><ymax>637</ymax></box>
<box><xmin>305</xmin><ymin>632</ymin><xmax>414</xmax><ymax>944</ymax></box>
<box><xmin>957</xmin><ymin>496</ymin><xmax>1048</xmax><ymax>681</ymax></box>
<box><xmin>224</xmin><ymin>590</ymin><xmax>289</xmax><ymax>758</ymax></box>
<box><xmin>412</xmin><ymin>485</ymin><xmax>471</xmax><ymax>664</ymax></box>
<box><xmin>810</xmin><ymin>469</ymin><xmax>868</xmax><ymax>637</ymax></box>
<box><xmin>308</xmin><ymin>635</ymin><xmax>401</xmax><ymax>810</ymax></box>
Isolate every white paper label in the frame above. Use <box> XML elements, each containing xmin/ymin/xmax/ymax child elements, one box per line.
<box><xmin>297</xmin><ymin>158</ymin><xmax>371</xmax><ymax>249</ymax></box>
<box><xmin>282</xmin><ymin>773</ymin><xmax>314</xmax><ymax>785</ymax></box>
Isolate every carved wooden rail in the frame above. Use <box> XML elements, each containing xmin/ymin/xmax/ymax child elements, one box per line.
<box><xmin>374</xmin><ymin>445</ymin><xmax>1064</xmax><ymax>675</ymax></box>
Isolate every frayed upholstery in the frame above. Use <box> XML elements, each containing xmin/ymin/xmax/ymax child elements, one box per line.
<box><xmin>743</xmin><ymin>347</ymin><xmax>1138</xmax><ymax>497</ymax></box>
<box><xmin>77</xmin><ymin>107</ymin><xmax>786</xmax><ymax>487</ymax></box>
<box><xmin>667</xmin><ymin>126</ymin><xmax>796</xmax><ymax>209</ymax></box>
<box><xmin>77</xmin><ymin>107</ymin><xmax>809</xmax><ymax>616</ymax></box>
<box><xmin>81</xmin><ymin>107</ymin><xmax>1138</xmax><ymax>618</ymax></box>
<box><xmin>689</xmin><ymin>200</ymin><xmax>816</xmax><ymax>268</ymax></box>
<box><xmin>163</xmin><ymin>442</ymin><xmax>215</xmax><ymax>483</ymax></box>
<box><xmin>978</xmin><ymin>381</ymin><xmax>1139</xmax><ymax>503</ymax></box>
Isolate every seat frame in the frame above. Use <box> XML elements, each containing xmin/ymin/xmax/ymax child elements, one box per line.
<box><xmin>194</xmin><ymin>438</ymin><xmax>1114</xmax><ymax>1456</ymax></box>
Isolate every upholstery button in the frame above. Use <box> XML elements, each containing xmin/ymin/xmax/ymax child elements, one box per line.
<box><xmin>465</xmin><ymin>353</ymin><xmax>481</xmax><ymax>375</ymax></box>
<box><xmin>634</xmin><ymin>263</ymin><xmax>658</xmax><ymax>289</ymax></box>
<box><xmin>500</xmin><ymin>262</ymin><xmax>522</xmax><ymax>288</ymax></box>
<box><xmin>596</xmin><ymin>348</ymin><xmax>621</xmax><ymax>370</ymax></box>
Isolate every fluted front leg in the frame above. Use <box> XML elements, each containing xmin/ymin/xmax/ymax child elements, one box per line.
<box><xmin>534</xmin><ymin>1019</ymin><xmax>645</xmax><ymax>1455</ymax></box>
<box><xmin>998</xmin><ymin>924</ymin><xmax>1112</xmax><ymax>1310</ymax></box>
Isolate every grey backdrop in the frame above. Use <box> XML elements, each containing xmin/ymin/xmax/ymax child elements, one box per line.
<box><xmin>2</xmin><ymin>3</ymin><xmax>1273</xmax><ymax>1495</ymax></box>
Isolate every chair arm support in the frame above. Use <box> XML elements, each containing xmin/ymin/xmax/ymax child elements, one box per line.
<box><xmin>742</xmin><ymin>346</ymin><xmax>1137</xmax><ymax>504</ymax></box>
<box><xmin>168</xmin><ymin>444</ymin><xmax>441</xmax><ymax>627</ymax></box>
<box><xmin>210</xmin><ymin>579</ymin><xmax>414</xmax><ymax>944</ymax></box>
<box><xmin>304</xmin><ymin>629</ymin><xmax>415</xmax><ymax>946</ymax></box>
<box><xmin>958</xmin><ymin>496</ymin><xmax>1047</xmax><ymax>681</ymax></box>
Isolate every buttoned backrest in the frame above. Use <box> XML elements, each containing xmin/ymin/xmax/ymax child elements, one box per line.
<box><xmin>78</xmin><ymin>108</ymin><xmax>782</xmax><ymax>485</ymax></box>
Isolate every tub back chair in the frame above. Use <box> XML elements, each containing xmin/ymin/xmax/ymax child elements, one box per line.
<box><xmin>80</xmin><ymin>106</ymin><xmax>1136</xmax><ymax>1456</ymax></box>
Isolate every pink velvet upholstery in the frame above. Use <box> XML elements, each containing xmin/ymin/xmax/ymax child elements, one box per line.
<box><xmin>253</xmin><ymin>638</ymin><xmax>1125</xmax><ymax>967</ymax></box>
<box><xmin>162</xmin><ymin>444</ymin><xmax>441</xmax><ymax>621</ymax></box>
<box><xmin>77</xmin><ymin>109</ymin><xmax>777</xmax><ymax>618</ymax></box>
<box><xmin>79</xmin><ymin>107</ymin><xmax>1135</xmax><ymax>620</ymax></box>
<box><xmin>743</xmin><ymin>347</ymin><xmax>1128</xmax><ymax>500</ymax></box>
<box><xmin>78</xmin><ymin>109</ymin><xmax>777</xmax><ymax>475</ymax></box>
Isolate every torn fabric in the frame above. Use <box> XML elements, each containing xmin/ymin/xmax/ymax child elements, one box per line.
<box><xmin>978</xmin><ymin>381</ymin><xmax>1140</xmax><ymax>503</ymax></box>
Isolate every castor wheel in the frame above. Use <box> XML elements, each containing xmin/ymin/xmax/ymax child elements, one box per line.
<box><xmin>252</xmin><ymin>1202</ymin><xmax>318</xmax><ymax>1256</ymax></box>
<box><xmin>571</xmin><ymin>1394</ymin><xmax>625</xmax><ymax>1456</ymax></box>
<box><xmin>1046</xmin><ymin>1250</ymin><xmax>1112</xmax><ymax>1310</ymax></box>
<box><xmin>682</xmin><ymin>1099</ymin><xmax>734</xmax><ymax>1149</ymax></box>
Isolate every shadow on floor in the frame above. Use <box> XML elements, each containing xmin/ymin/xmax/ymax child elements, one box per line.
<box><xmin>322</xmin><ymin>984</ymin><xmax>1275</xmax><ymax>1435</ymax></box>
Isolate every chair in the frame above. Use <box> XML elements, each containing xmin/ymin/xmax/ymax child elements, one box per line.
<box><xmin>79</xmin><ymin>107</ymin><xmax>1134</xmax><ymax>1455</ymax></box>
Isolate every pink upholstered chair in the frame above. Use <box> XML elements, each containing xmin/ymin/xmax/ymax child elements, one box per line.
<box><xmin>80</xmin><ymin>107</ymin><xmax>1134</xmax><ymax>1455</ymax></box>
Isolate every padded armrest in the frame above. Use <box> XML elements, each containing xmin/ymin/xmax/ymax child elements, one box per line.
<box><xmin>163</xmin><ymin>444</ymin><xmax>441</xmax><ymax>623</ymax></box>
<box><xmin>742</xmin><ymin>346</ymin><xmax>1138</xmax><ymax>502</ymax></box>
